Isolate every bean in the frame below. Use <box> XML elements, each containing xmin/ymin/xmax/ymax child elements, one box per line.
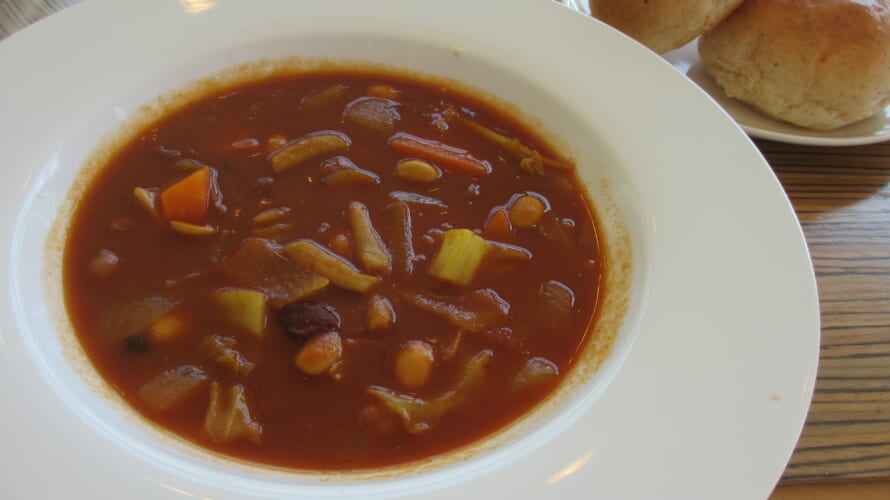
<box><xmin>395</xmin><ymin>341</ymin><xmax>435</xmax><ymax>389</ymax></box>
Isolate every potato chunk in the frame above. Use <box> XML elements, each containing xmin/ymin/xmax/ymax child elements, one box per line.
<box><xmin>212</xmin><ymin>288</ymin><xmax>266</xmax><ymax>337</ymax></box>
<box><xmin>429</xmin><ymin>229</ymin><xmax>489</xmax><ymax>286</ymax></box>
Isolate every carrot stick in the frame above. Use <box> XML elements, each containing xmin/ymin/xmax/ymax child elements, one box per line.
<box><xmin>388</xmin><ymin>133</ymin><xmax>491</xmax><ymax>176</ymax></box>
<box><xmin>160</xmin><ymin>166</ymin><xmax>212</xmax><ymax>223</ymax></box>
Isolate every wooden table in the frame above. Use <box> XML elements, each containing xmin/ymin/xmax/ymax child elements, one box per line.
<box><xmin>761</xmin><ymin>139</ymin><xmax>890</xmax><ymax>496</ymax></box>
<box><xmin>3</xmin><ymin>0</ymin><xmax>890</xmax><ymax>496</ymax></box>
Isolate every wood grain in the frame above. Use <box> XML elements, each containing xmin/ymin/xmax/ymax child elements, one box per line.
<box><xmin>756</xmin><ymin>139</ymin><xmax>890</xmax><ymax>482</ymax></box>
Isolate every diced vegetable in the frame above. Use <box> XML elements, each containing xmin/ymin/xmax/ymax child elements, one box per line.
<box><xmin>212</xmin><ymin>288</ymin><xmax>266</xmax><ymax>336</ymax></box>
<box><xmin>201</xmin><ymin>335</ymin><xmax>255</xmax><ymax>376</ymax></box>
<box><xmin>483</xmin><ymin>207</ymin><xmax>513</xmax><ymax>239</ymax></box>
<box><xmin>133</xmin><ymin>187</ymin><xmax>162</xmax><ymax>222</ymax></box>
<box><xmin>395</xmin><ymin>159</ymin><xmax>441</xmax><ymax>184</ymax></box>
<box><xmin>388</xmin><ymin>133</ymin><xmax>491</xmax><ymax>176</ymax></box>
<box><xmin>429</xmin><ymin>229</ymin><xmax>489</xmax><ymax>286</ymax></box>
<box><xmin>204</xmin><ymin>382</ymin><xmax>262</xmax><ymax>444</ymax></box>
<box><xmin>277</xmin><ymin>301</ymin><xmax>341</xmax><ymax>338</ymax></box>
<box><xmin>88</xmin><ymin>249</ymin><xmax>120</xmax><ymax>277</ymax></box>
<box><xmin>368</xmin><ymin>349</ymin><xmax>492</xmax><ymax>433</ymax></box>
<box><xmin>511</xmin><ymin>357</ymin><xmax>559</xmax><ymax>393</ymax></box>
<box><xmin>270</xmin><ymin>132</ymin><xmax>350</xmax><ymax>173</ymax></box>
<box><xmin>508</xmin><ymin>194</ymin><xmax>546</xmax><ymax>228</ymax></box>
<box><xmin>300</xmin><ymin>84</ymin><xmax>348</xmax><ymax>112</ymax></box>
<box><xmin>366</xmin><ymin>84</ymin><xmax>400</xmax><ymax>100</ymax></box>
<box><xmin>348</xmin><ymin>201</ymin><xmax>392</xmax><ymax>276</ymax></box>
<box><xmin>538</xmin><ymin>280</ymin><xmax>574</xmax><ymax>332</ymax></box>
<box><xmin>169</xmin><ymin>220</ymin><xmax>218</xmax><ymax>236</ymax></box>
<box><xmin>367</xmin><ymin>294</ymin><xmax>395</xmax><ymax>331</ymax></box>
<box><xmin>387</xmin><ymin>191</ymin><xmax>447</xmax><ymax>208</ymax></box>
<box><xmin>217</xmin><ymin>238</ymin><xmax>330</xmax><ymax>308</ymax></box>
<box><xmin>343</xmin><ymin>97</ymin><xmax>401</xmax><ymax>135</ymax></box>
<box><xmin>285</xmin><ymin>240</ymin><xmax>380</xmax><ymax>293</ymax></box>
<box><xmin>384</xmin><ymin>201</ymin><xmax>415</xmax><ymax>277</ymax></box>
<box><xmin>323</xmin><ymin>168</ymin><xmax>381</xmax><ymax>188</ymax></box>
<box><xmin>402</xmin><ymin>289</ymin><xmax>509</xmax><ymax>332</ymax></box>
<box><xmin>138</xmin><ymin>365</ymin><xmax>208</xmax><ymax>412</ymax></box>
<box><xmin>160</xmin><ymin>166</ymin><xmax>213</xmax><ymax>224</ymax></box>
<box><xmin>395</xmin><ymin>341</ymin><xmax>435</xmax><ymax>390</ymax></box>
<box><xmin>294</xmin><ymin>331</ymin><xmax>343</xmax><ymax>375</ymax></box>
<box><xmin>253</xmin><ymin>207</ymin><xmax>292</xmax><ymax>226</ymax></box>
<box><xmin>146</xmin><ymin>313</ymin><xmax>188</xmax><ymax>343</ymax></box>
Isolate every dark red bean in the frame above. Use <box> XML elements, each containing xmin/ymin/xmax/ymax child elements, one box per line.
<box><xmin>277</xmin><ymin>301</ymin><xmax>341</xmax><ymax>338</ymax></box>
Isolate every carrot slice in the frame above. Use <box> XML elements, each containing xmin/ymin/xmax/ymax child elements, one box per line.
<box><xmin>160</xmin><ymin>166</ymin><xmax>212</xmax><ymax>223</ymax></box>
<box><xmin>483</xmin><ymin>207</ymin><xmax>513</xmax><ymax>239</ymax></box>
<box><xmin>388</xmin><ymin>133</ymin><xmax>491</xmax><ymax>176</ymax></box>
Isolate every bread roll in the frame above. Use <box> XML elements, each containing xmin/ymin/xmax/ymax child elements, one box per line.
<box><xmin>589</xmin><ymin>0</ymin><xmax>745</xmax><ymax>54</ymax></box>
<box><xmin>699</xmin><ymin>0</ymin><xmax>890</xmax><ymax>131</ymax></box>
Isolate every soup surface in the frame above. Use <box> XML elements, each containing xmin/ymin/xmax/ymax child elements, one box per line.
<box><xmin>63</xmin><ymin>72</ymin><xmax>603</xmax><ymax>470</ymax></box>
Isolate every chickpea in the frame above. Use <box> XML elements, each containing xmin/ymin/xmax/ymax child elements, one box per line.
<box><xmin>395</xmin><ymin>340</ymin><xmax>435</xmax><ymax>389</ymax></box>
<box><xmin>395</xmin><ymin>160</ymin><xmax>441</xmax><ymax>184</ymax></box>
<box><xmin>328</xmin><ymin>233</ymin><xmax>353</xmax><ymax>257</ymax></box>
<box><xmin>508</xmin><ymin>194</ymin><xmax>546</xmax><ymax>228</ymax></box>
<box><xmin>295</xmin><ymin>331</ymin><xmax>342</xmax><ymax>375</ymax></box>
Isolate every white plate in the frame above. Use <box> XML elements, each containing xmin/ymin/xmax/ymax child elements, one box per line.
<box><xmin>663</xmin><ymin>39</ymin><xmax>890</xmax><ymax>146</ymax></box>
<box><xmin>0</xmin><ymin>1</ymin><xmax>819</xmax><ymax>498</ymax></box>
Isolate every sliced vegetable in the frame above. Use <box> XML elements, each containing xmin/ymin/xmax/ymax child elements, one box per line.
<box><xmin>133</xmin><ymin>187</ymin><xmax>162</xmax><ymax>222</ymax></box>
<box><xmin>170</xmin><ymin>220</ymin><xmax>218</xmax><ymax>236</ymax></box>
<box><xmin>251</xmin><ymin>223</ymin><xmax>291</xmax><ymax>240</ymax></box>
<box><xmin>429</xmin><ymin>228</ymin><xmax>489</xmax><ymax>286</ymax></box>
<box><xmin>212</xmin><ymin>288</ymin><xmax>266</xmax><ymax>336</ymax></box>
<box><xmin>387</xmin><ymin>191</ymin><xmax>447</xmax><ymax>209</ymax></box>
<box><xmin>402</xmin><ymin>289</ymin><xmax>509</xmax><ymax>333</ymax></box>
<box><xmin>138</xmin><ymin>365</ymin><xmax>208</xmax><ymax>412</ymax></box>
<box><xmin>384</xmin><ymin>201</ymin><xmax>415</xmax><ymax>277</ymax></box>
<box><xmin>395</xmin><ymin>341</ymin><xmax>435</xmax><ymax>390</ymax></box>
<box><xmin>285</xmin><ymin>240</ymin><xmax>380</xmax><ymax>293</ymax></box>
<box><xmin>511</xmin><ymin>357</ymin><xmax>559</xmax><ymax>393</ymax></box>
<box><xmin>366</xmin><ymin>84</ymin><xmax>400</xmax><ymax>100</ymax></box>
<box><xmin>486</xmin><ymin>241</ymin><xmax>533</xmax><ymax>263</ymax></box>
<box><xmin>456</xmin><ymin>116</ymin><xmax>573</xmax><ymax>171</ymax></box>
<box><xmin>300</xmin><ymin>84</ymin><xmax>348</xmax><ymax>112</ymax></box>
<box><xmin>483</xmin><ymin>207</ymin><xmax>513</xmax><ymax>239</ymax></box>
<box><xmin>217</xmin><ymin>238</ymin><xmax>330</xmax><ymax>308</ymax></box>
<box><xmin>441</xmin><ymin>330</ymin><xmax>464</xmax><ymax>362</ymax></box>
<box><xmin>294</xmin><ymin>331</ymin><xmax>342</xmax><ymax>375</ymax></box>
<box><xmin>323</xmin><ymin>168</ymin><xmax>381</xmax><ymax>188</ymax></box>
<box><xmin>395</xmin><ymin>159</ymin><xmax>441</xmax><ymax>184</ymax></box>
<box><xmin>348</xmin><ymin>201</ymin><xmax>392</xmax><ymax>276</ymax></box>
<box><xmin>201</xmin><ymin>335</ymin><xmax>255</xmax><ymax>376</ymax></box>
<box><xmin>103</xmin><ymin>295</ymin><xmax>176</xmax><ymax>340</ymax></box>
<box><xmin>388</xmin><ymin>133</ymin><xmax>491</xmax><ymax>176</ymax></box>
<box><xmin>367</xmin><ymin>294</ymin><xmax>395</xmax><ymax>331</ymax></box>
<box><xmin>270</xmin><ymin>132</ymin><xmax>350</xmax><ymax>173</ymax></box>
<box><xmin>537</xmin><ymin>280</ymin><xmax>574</xmax><ymax>332</ymax></box>
<box><xmin>368</xmin><ymin>349</ymin><xmax>492</xmax><ymax>433</ymax></box>
<box><xmin>508</xmin><ymin>194</ymin><xmax>546</xmax><ymax>228</ymax></box>
<box><xmin>204</xmin><ymin>382</ymin><xmax>262</xmax><ymax>444</ymax></box>
<box><xmin>160</xmin><ymin>166</ymin><xmax>213</xmax><ymax>223</ymax></box>
<box><xmin>343</xmin><ymin>97</ymin><xmax>401</xmax><ymax>135</ymax></box>
<box><xmin>253</xmin><ymin>207</ymin><xmax>292</xmax><ymax>226</ymax></box>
